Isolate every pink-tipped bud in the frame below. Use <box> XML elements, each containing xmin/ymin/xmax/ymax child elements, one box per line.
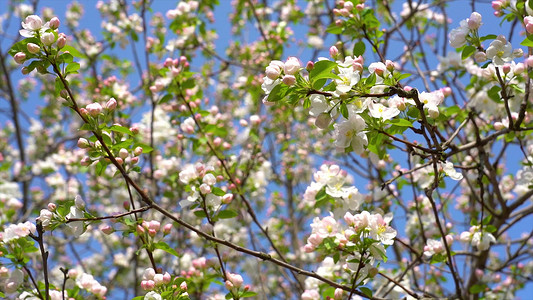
<box><xmin>105</xmin><ymin>98</ymin><xmax>117</xmax><ymax>110</ymax></box>
<box><xmin>153</xmin><ymin>273</ymin><xmax>164</xmax><ymax>286</ymax></box>
<box><xmin>343</xmin><ymin>1</ymin><xmax>354</xmax><ymax>11</ymax></box>
<box><xmin>27</xmin><ymin>43</ymin><xmax>40</xmax><ymax>54</ymax></box>
<box><xmin>14</xmin><ymin>52</ymin><xmax>26</xmax><ymax>64</ymax></box>
<box><xmin>134</xmin><ymin>146</ymin><xmax>143</xmax><ymax>156</ymax></box>
<box><xmin>502</xmin><ymin>64</ymin><xmax>511</xmax><ymax>74</ymax></box>
<box><xmin>220</xmin><ymin>193</ymin><xmax>233</xmax><ymax>204</ymax></box>
<box><xmin>123</xmin><ymin>201</ymin><xmax>131</xmax><ymax>210</ymax></box>
<box><xmin>40</xmin><ymin>32</ymin><xmax>56</xmax><ymax>46</ymax></box>
<box><xmin>163</xmin><ymin>224</ymin><xmax>172</xmax><ymax>235</ymax></box>
<box><xmin>162</xmin><ymin>272</ymin><xmax>172</xmax><ymax>283</ymax></box>
<box><xmin>329</xmin><ymin>46</ymin><xmax>339</xmax><ymax>58</ymax></box>
<box><xmin>130</xmin><ymin>125</ymin><xmax>140</xmax><ymax>134</ymax></box>
<box><xmin>119</xmin><ymin>148</ymin><xmax>129</xmax><ymax>159</ymax></box>
<box><xmin>356</xmin><ymin>3</ymin><xmax>365</xmax><ymax>11</ymax></box>
<box><xmin>441</xmin><ymin>87</ymin><xmax>452</xmax><ymax>97</ymax></box>
<box><xmin>47</xmin><ymin>203</ymin><xmax>57</xmax><ymax>211</ymax></box>
<box><xmin>86</xmin><ymin>102</ymin><xmax>103</xmax><ymax>117</ymax></box>
<box><xmin>49</xmin><ymin>17</ymin><xmax>60</xmax><ymax>30</ymax></box>
<box><xmin>180</xmin><ymin>281</ymin><xmax>187</xmax><ymax>290</ymax></box>
<box><xmin>306</xmin><ymin>61</ymin><xmax>314</xmax><ymax>71</ymax></box>
<box><xmin>115</xmin><ymin>157</ymin><xmax>123</xmax><ymax>165</ymax></box>
<box><xmin>148</xmin><ymin>228</ymin><xmax>157</xmax><ymax>237</ymax></box>
<box><xmin>100</xmin><ymin>225</ymin><xmax>114</xmax><ymax>235</ymax></box>
<box><xmin>136</xmin><ymin>224</ymin><xmax>145</xmax><ymax>235</ymax></box>
<box><xmin>77</xmin><ymin>138</ymin><xmax>90</xmax><ymax>149</ymax></box>
<box><xmin>164</xmin><ymin>57</ymin><xmax>174</xmax><ymax>67</ymax></box>
<box><xmin>131</xmin><ymin>156</ymin><xmax>139</xmax><ymax>164</ymax></box>
<box><xmin>80</xmin><ymin>156</ymin><xmax>91</xmax><ymax>166</ymax></box>
<box><xmin>282</xmin><ymin>75</ymin><xmax>296</xmax><ymax>85</ymax></box>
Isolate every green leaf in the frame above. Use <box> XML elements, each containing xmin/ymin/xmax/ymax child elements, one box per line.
<box><xmin>159</xmin><ymin>94</ymin><xmax>173</xmax><ymax>104</ymax></box>
<box><xmin>521</xmin><ymin>35</ymin><xmax>533</xmax><ymax>47</ymax></box>
<box><xmin>389</xmin><ymin>119</ymin><xmax>412</xmax><ymax>127</ymax></box>
<box><xmin>65</xmin><ymin>62</ymin><xmax>80</xmax><ymax>74</ymax></box>
<box><xmin>340</xmin><ymin>102</ymin><xmax>348</xmax><ymax>118</ymax></box>
<box><xmin>461</xmin><ymin>45</ymin><xmax>476</xmax><ymax>60</ymax></box>
<box><xmin>134</xmin><ymin>143</ymin><xmax>154</xmax><ymax>153</ymax></box>
<box><xmin>480</xmin><ymin>34</ymin><xmax>497</xmax><ymax>42</ymax></box>
<box><xmin>218</xmin><ymin>210</ymin><xmax>238</xmax><ymax>219</ymax></box>
<box><xmin>353</xmin><ymin>40</ymin><xmax>366</xmax><ymax>57</ymax></box>
<box><xmin>110</xmin><ymin>125</ymin><xmax>133</xmax><ymax>135</ymax></box>
<box><xmin>211</xmin><ymin>187</ymin><xmax>225</xmax><ymax>196</ymax></box>
<box><xmin>153</xmin><ymin>241</ymin><xmax>179</xmax><ymax>257</ymax></box>
<box><xmin>62</xmin><ymin>45</ymin><xmax>85</xmax><ymax>58</ymax></box>
<box><xmin>266</xmin><ymin>83</ymin><xmax>284</xmax><ymax>102</ymax></box>
<box><xmin>359</xmin><ymin>287</ymin><xmax>373</xmax><ymax>298</ymax></box>
<box><xmin>194</xmin><ymin>210</ymin><xmax>207</xmax><ymax>218</ymax></box>
<box><xmin>485</xmin><ymin>225</ymin><xmax>497</xmax><ymax>233</ymax></box>
<box><xmin>309</xmin><ymin>60</ymin><xmax>340</xmax><ymax>84</ymax></box>
<box><xmin>469</xmin><ymin>283</ymin><xmax>486</xmax><ymax>294</ymax></box>
<box><xmin>241</xmin><ymin>291</ymin><xmax>257</xmax><ymax>298</ymax></box>
<box><xmin>482</xmin><ymin>215</ymin><xmax>492</xmax><ymax>225</ymax></box>
<box><xmin>326</xmin><ymin>23</ymin><xmax>343</xmax><ymax>34</ymax></box>
<box><xmin>487</xmin><ymin>85</ymin><xmax>502</xmax><ymax>102</ymax></box>
<box><xmin>131</xmin><ymin>296</ymin><xmax>144</xmax><ymax>300</ymax></box>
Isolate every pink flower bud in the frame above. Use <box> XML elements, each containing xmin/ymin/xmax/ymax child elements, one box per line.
<box><xmin>284</xmin><ymin>57</ymin><xmax>301</xmax><ymax>75</ymax></box>
<box><xmin>343</xmin><ymin>1</ymin><xmax>353</xmax><ymax>11</ymax></box>
<box><xmin>115</xmin><ymin>157</ymin><xmax>123</xmax><ymax>165</ymax></box>
<box><xmin>40</xmin><ymin>32</ymin><xmax>56</xmax><ymax>46</ymax></box>
<box><xmin>329</xmin><ymin>46</ymin><xmax>339</xmax><ymax>58</ymax></box>
<box><xmin>222</xmin><ymin>193</ymin><xmax>233</xmax><ymax>204</ymax></box>
<box><xmin>154</xmin><ymin>273</ymin><xmax>164</xmax><ymax>286</ymax></box>
<box><xmin>14</xmin><ymin>52</ymin><xmax>26</xmax><ymax>64</ymax></box>
<box><xmin>105</xmin><ymin>98</ymin><xmax>117</xmax><ymax>110</ymax></box>
<box><xmin>27</xmin><ymin>43</ymin><xmax>40</xmax><ymax>54</ymax></box>
<box><xmin>441</xmin><ymin>87</ymin><xmax>452</xmax><ymax>97</ymax></box>
<box><xmin>86</xmin><ymin>102</ymin><xmax>103</xmax><ymax>117</ymax></box>
<box><xmin>119</xmin><ymin>148</ymin><xmax>129</xmax><ymax>159</ymax></box>
<box><xmin>77</xmin><ymin>138</ymin><xmax>90</xmax><ymax>149</ymax></box>
<box><xmin>180</xmin><ymin>281</ymin><xmax>187</xmax><ymax>290</ymax></box>
<box><xmin>148</xmin><ymin>220</ymin><xmax>160</xmax><ymax>231</ymax></box>
<box><xmin>306</xmin><ymin>61</ymin><xmax>314</xmax><ymax>70</ymax></box>
<box><xmin>49</xmin><ymin>17</ymin><xmax>60</xmax><ymax>30</ymax></box>
<box><xmin>502</xmin><ymin>64</ymin><xmax>511</xmax><ymax>74</ymax></box>
<box><xmin>80</xmin><ymin>156</ymin><xmax>91</xmax><ymax>166</ymax></box>
<box><xmin>133</xmin><ymin>146</ymin><xmax>143</xmax><ymax>156</ymax></box>
<box><xmin>492</xmin><ymin>1</ymin><xmax>502</xmax><ymax>10</ymax></box>
<box><xmin>136</xmin><ymin>225</ymin><xmax>145</xmax><ymax>235</ymax></box>
<box><xmin>199</xmin><ymin>183</ymin><xmax>211</xmax><ymax>194</ymax></box>
<box><xmin>282</xmin><ymin>75</ymin><xmax>296</xmax><ymax>85</ymax></box>
<box><xmin>163</xmin><ymin>224</ymin><xmax>172</xmax><ymax>235</ymax></box>
<box><xmin>265</xmin><ymin>65</ymin><xmax>281</xmax><ymax>80</ymax></box>
<box><xmin>130</xmin><ymin>126</ymin><xmax>140</xmax><ymax>134</ymax></box>
<box><xmin>225</xmin><ymin>280</ymin><xmax>234</xmax><ymax>290</ymax></box>
<box><xmin>356</xmin><ymin>3</ymin><xmax>365</xmax><ymax>11</ymax></box>
<box><xmin>100</xmin><ymin>225</ymin><xmax>114</xmax><ymax>235</ymax></box>
<box><xmin>163</xmin><ymin>272</ymin><xmax>171</xmax><ymax>283</ymax></box>
<box><xmin>48</xmin><ymin>203</ymin><xmax>57</xmax><ymax>211</ymax></box>
<box><xmin>467</xmin><ymin>12</ymin><xmax>482</xmax><ymax>30</ymax></box>
<box><xmin>123</xmin><ymin>201</ymin><xmax>131</xmax><ymax>210</ymax></box>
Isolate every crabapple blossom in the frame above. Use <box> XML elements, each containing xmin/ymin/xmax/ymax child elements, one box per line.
<box><xmin>333</xmin><ymin>111</ymin><xmax>368</xmax><ymax>154</ymax></box>
<box><xmin>449</xmin><ymin>20</ymin><xmax>470</xmax><ymax>48</ymax></box>
<box><xmin>284</xmin><ymin>56</ymin><xmax>301</xmax><ymax>75</ymax></box>
<box><xmin>486</xmin><ymin>35</ymin><xmax>513</xmax><ymax>66</ymax></box>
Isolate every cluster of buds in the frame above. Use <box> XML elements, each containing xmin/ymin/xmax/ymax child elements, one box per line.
<box><xmin>141</xmin><ymin>268</ymin><xmax>172</xmax><ymax>290</ymax></box>
<box><xmin>14</xmin><ymin>15</ymin><xmax>68</xmax><ymax>72</ymax></box>
<box><xmin>491</xmin><ymin>1</ymin><xmax>506</xmax><ymax>17</ymax></box>
<box><xmin>149</xmin><ymin>56</ymin><xmax>189</xmax><ymax>93</ymax></box>
<box><xmin>137</xmin><ymin>220</ymin><xmax>172</xmax><ymax>238</ymax></box>
<box><xmin>78</xmin><ymin>137</ymin><xmax>142</xmax><ymax>167</ymax></box>
<box><xmin>79</xmin><ymin>98</ymin><xmax>117</xmax><ymax>117</ymax></box>
<box><xmin>264</xmin><ymin>56</ymin><xmax>302</xmax><ymax>86</ymax></box>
